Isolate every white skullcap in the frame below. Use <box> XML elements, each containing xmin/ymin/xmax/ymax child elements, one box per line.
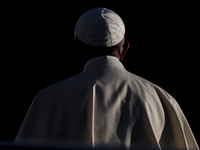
<box><xmin>74</xmin><ymin>8</ymin><xmax>125</xmax><ymax>47</ymax></box>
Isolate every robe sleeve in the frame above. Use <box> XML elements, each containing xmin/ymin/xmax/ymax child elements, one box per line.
<box><xmin>155</xmin><ymin>87</ymin><xmax>199</xmax><ymax>150</ymax></box>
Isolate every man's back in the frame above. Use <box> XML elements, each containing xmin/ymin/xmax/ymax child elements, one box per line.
<box><xmin>15</xmin><ymin>57</ymin><xmax>198</xmax><ymax>149</ymax></box>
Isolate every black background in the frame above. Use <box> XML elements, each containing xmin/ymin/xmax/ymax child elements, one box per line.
<box><xmin>1</xmin><ymin>1</ymin><xmax>199</xmax><ymax>145</ymax></box>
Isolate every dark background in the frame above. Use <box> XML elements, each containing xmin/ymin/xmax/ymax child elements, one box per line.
<box><xmin>1</xmin><ymin>1</ymin><xmax>199</xmax><ymax>145</ymax></box>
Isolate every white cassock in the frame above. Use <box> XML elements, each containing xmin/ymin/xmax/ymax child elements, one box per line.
<box><xmin>15</xmin><ymin>56</ymin><xmax>199</xmax><ymax>150</ymax></box>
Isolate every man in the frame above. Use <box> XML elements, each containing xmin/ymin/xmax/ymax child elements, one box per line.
<box><xmin>15</xmin><ymin>8</ymin><xmax>199</xmax><ymax>149</ymax></box>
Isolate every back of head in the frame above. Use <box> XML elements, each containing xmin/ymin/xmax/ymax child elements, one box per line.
<box><xmin>74</xmin><ymin>8</ymin><xmax>125</xmax><ymax>47</ymax></box>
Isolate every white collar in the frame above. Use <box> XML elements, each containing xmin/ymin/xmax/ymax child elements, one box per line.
<box><xmin>84</xmin><ymin>56</ymin><xmax>119</xmax><ymax>71</ymax></box>
<box><xmin>105</xmin><ymin>55</ymin><xmax>119</xmax><ymax>61</ymax></box>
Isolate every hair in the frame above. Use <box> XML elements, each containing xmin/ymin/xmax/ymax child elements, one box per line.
<box><xmin>74</xmin><ymin>38</ymin><xmax>124</xmax><ymax>61</ymax></box>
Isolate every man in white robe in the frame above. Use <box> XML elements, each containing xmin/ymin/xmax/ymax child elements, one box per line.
<box><xmin>15</xmin><ymin>8</ymin><xmax>199</xmax><ymax>150</ymax></box>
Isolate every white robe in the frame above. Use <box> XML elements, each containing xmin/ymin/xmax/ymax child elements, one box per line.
<box><xmin>15</xmin><ymin>57</ymin><xmax>199</xmax><ymax>149</ymax></box>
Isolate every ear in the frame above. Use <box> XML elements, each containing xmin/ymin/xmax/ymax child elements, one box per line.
<box><xmin>120</xmin><ymin>41</ymin><xmax>129</xmax><ymax>62</ymax></box>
